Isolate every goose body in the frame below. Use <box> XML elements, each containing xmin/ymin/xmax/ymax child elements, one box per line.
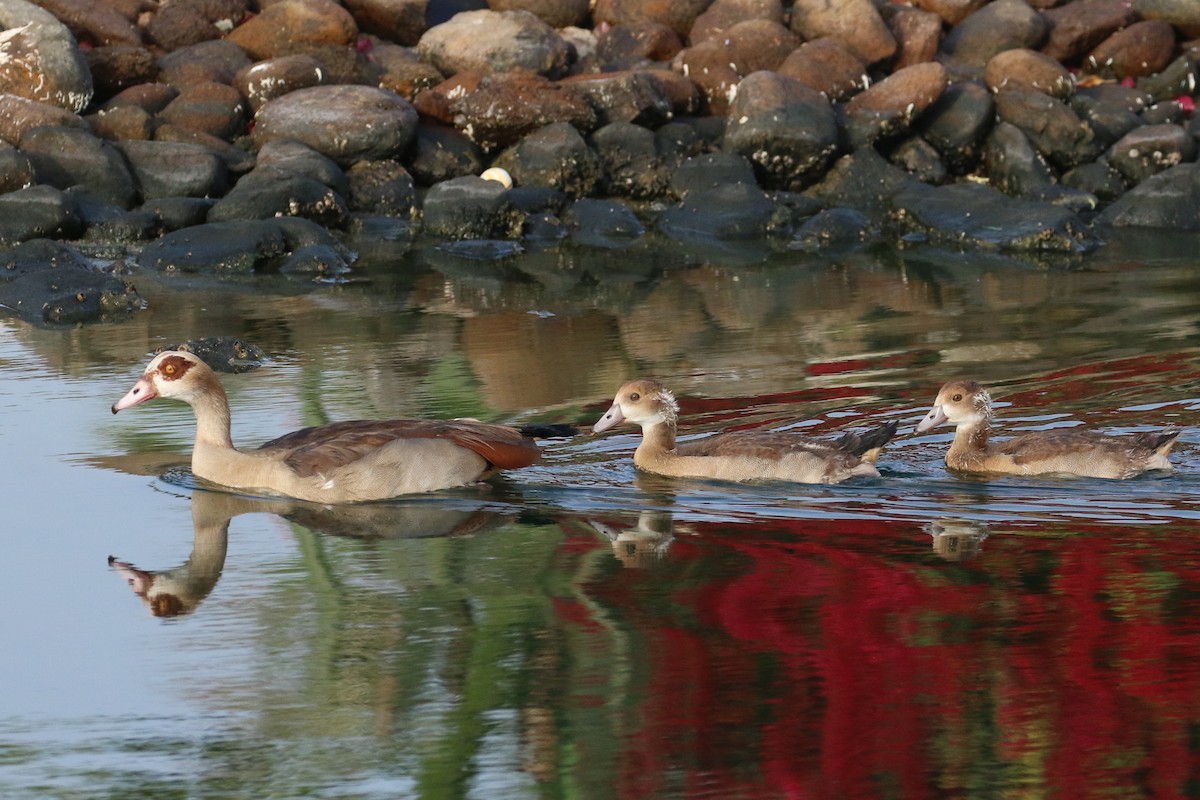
<box><xmin>112</xmin><ymin>351</ymin><xmax>573</xmax><ymax>502</ymax></box>
<box><xmin>592</xmin><ymin>379</ymin><xmax>897</xmax><ymax>484</ymax></box>
<box><xmin>916</xmin><ymin>379</ymin><xmax>1180</xmax><ymax>479</ymax></box>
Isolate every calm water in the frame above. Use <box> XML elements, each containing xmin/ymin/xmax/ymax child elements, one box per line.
<box><xmin>4</xmin><ymin>232</ymin><xmax>1200</xmax><ymax>798</ymax></box>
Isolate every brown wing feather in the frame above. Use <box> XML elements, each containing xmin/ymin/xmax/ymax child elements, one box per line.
<box><xmin>999</xmin><ymin>428</ymin><xmax>1167</xmax><ymax>465</ymax></box>
<box><xmin>257</xmin><ymin>419</ymin><xmax>541</xmax><ymax>477</ymax></box>
<box><xmin>678</xmin><ymin>431</ymin><xmax>843</xmax><ymax>461</ymax></box>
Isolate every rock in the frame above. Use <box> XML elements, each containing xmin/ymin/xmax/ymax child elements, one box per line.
<box><xmin>916</xmin><ymin>80</ymin><xmax>996</xmax><ymax>170</ymax></box>
<box><xmin>984</xmin><ymin>120</ymin><xmax>1055</xmax><ymax>196</ymax></box>
<box><xmin>691</xmin><ymin>0</ymin><xmax>782</xmax><ymax>42</ymax></box>
<box><xmin>369</xmin><ymin>41</ymin><xmax>445</xmax><ymax>100</ymax></box>
<box><xmin>723</xmin><ymin>71</ymin><xmax>840</xmax><ymax>190</ymax></box>
<box><xmin>789</xmin><ymin>207</ymin><xmax>880</xmax><ymax>251</ymax></box>
<box><xmin>1107</xmin><ymin>124</ymin><xmax>1197</xmax><ymax>184</ymax></box>
<box><xmin>0</xmin><ymin>96</ymin><xmax>87</xmax><ymax>146</ymax></box>
<box><xmin>85</xmin><ymin>46</ymin><xmax>158</xmax><ymax>98</ymax></box>
<box><xmin>984</xmin><ymin>49</ymin><xmax>1075</xmax><ymax>99</ymax></box>
<box><xmin>233</xmin><ymin>55</ymin><xmax>328</xmax><ymax>112</ymax></box>
<box><xmin>0</xmin><ymin>2</ymin><xmax>93</xmax><ymax>112</ymax></box>
<box><xmin>228</xmin><ymin>0</ymin><xmax>357</xmax><ymax>61</ymax></box>
<box><xmin>0</xmin><ymin>146</ymin><xmax>36</xmax><ymax>193</ymax></box>
<box><xmin>253</xmin><ymin>85</ymin><xmax>419</xmax><ymax>165</ymax></box>
<box><xmin>941</xmin><ymin>0</ymin><xmax>1048</xmax><ymax>68</ymax></box>
<box><xmin>892</xmin><ymin>182</ymin><xmax>1097</xmax><ymax>251</ymax></box>
<box><xmin>592</xmin><ymin>0</ymin><xmax>716</xmax><ymax>38</ymax></box>
<box><xmin>489</xmin><ymin>0</ymin><xmax>590</xmax><ymax>28</ymax></box>
<box><xmin>417</xmin><ymin>9</ymin><xmax>569</xmax><ymax>77</ymax></box>
<box><xmin>101</xmin><ymin>83</ymin><xmax>178</xmax><ymax>115</ymax></box>
<box><xmin>565</xmin><ymin>198</ymin><xmax>645</xmax><ymax>247</ymax></box>
<box><xmin>157</xmin><ymin>39</ymin><xmax>254</xmax><ymax>87</ymax></box>
<box><xmin>0</xmin><ymin>185</ymin><xmax>83</xmax><ymax>244</ymax></box>
<box><xmin>671</xmin><ymin>41</ymin><xmax>741</xmax><ymax>115</ymax></box>
<box><xmin>155</xmin><ymin>124</ymin><xmax>256</xmax><ymax>173</ymax></box>
<box><xmin>1069</xmin><ymin>90</ymin><xmax>1144</xmax><ymax>149</ymax></box>
<box><xmin>421</xmin><ymin>175</ymin><xmax>524</xmax><ymax>239</ymax></box>
<box><xmin>805</xmin><ymin>149</ymin><xmax>923</xmax><ymax>216</ymax></box>
<box><xmin>910</xmin><ymin>0</ymin><xmax>988</xmax><ymax>26</ymax></box>
<box><xmin>844</xmin><ymin>61</ymin><xmax>949</xmax><ymax>147</ymax></box>
<box><xmin>70</xmin><ymin>190</ymin><xmax>162</xmax><ymax>244</ymax></box>
<box><xmin>995</xmin><ymin>88</ymin><xmax>1099</xmax><ymax>169</ymax></box>
<box><xmin>889</xmin><ymin>136</ymin><xmax>948</xmax><ymax>184</ymax></box>
<box><xmin>118</xmin><ymin>140</ymin><xmax>229</xmax><ymax>199</ymax></box>
<box><xmin>139</xmin><ymin>219</ymin><xmax>295</xmax><ymax>273</ymax></box>
<box><xmin>257</xmin><ymin>139</ymin><xmax>348</xmax><ymax>195</ymax></box>
<box><xmin>790</xmin><ymin>0</ymin><xmax>897</xmax><ymax>65</ymax></box>
<box><xmin>1137</xmin><ymin>56</ymin><xmax>1200</xmax><ymax>104</ymax></box>
<box><xmin>0</xmin><ymin>241</ymin><xmax>140</xmax><ymax>325</ymax></box>
<box><xmin>670</xmin><ymin>152</ymin><xmax>758</xmax><ymax>197</ymax></box>
<box><xmin>408</xmin><ymin>122</ymin><xmax>485</xmax><ymax>186</ymax></box>
<box><xmin>345</xmin><ymin>160</ymin><xmax>417</xmax><ymax>215</ymax></box>
<box><xmin>33</xmin><ymin>0</ymin><xmax>143</xmax><ymax>47</ymax></box>
<box><xmin>20</xmin><ymin>125</ymin><xmax>138</xmax><ymax>207</ymax></box>
<box><xmin>207</xmin><ymin>165</ymin><xmax>350</xmax><ymax>226</ymax></box>
<box><xmin>1041</xmin><ymin>0</ymin><xmax>1135</xmax><ymax>63</ymax></box>
<box><xmin>1098</xmin><ymin>163</ymin><xmax>1200</xmax><ymax>227</ymax></box>
<box><xmin>562</xmin><ymin>70</ymin><xmax>674</xmax><ymax>128</ymax></box>
<box><xmin>1132</xmin><ymin>0</ymin><xmax>1200</xmax><ymax>38</ymax></box>
<box><xmin>146</xmin><ymin>0</ymin><xmax>248</xmax><ymax>50</ymax></box>
<box><xmin>157</xmin><ymin>81</ymin><xmax>247</xmax><ymax>140</ymax></box>
<box><xmin>156</xmin><ymin>337</ymin><xmax>267</xmax><ymax>373</ymax></box>
<box><xmin>719</xmin><ymin>19</ymin><xmax>802</xmax><ymax>75</ymax></box>
<box><xmin>141</xmin><ymin>197</ymin><xmax>214</xmax><ymax>231</ymax></box>
<box><xmin>592</xmin><ymin>121</ymin><xmax>673</xmax><ymax>198</ymax></box>
<box><xmin>888</xmin><ymin>6</ymin><xmax>943</xmax><ymax>70</ymax></box>
<box><xmin>776</xmin><ymin>38</ymin><xmax>868</xmax><ymax>102</ymax></box>
<box><xmin>344</xmin><ymin>0</ymin><xmax>428</xmax><ymax>45</ymax></box>
<box><xmin>657</xmin><ymin>182</ymin><xmax>780</xmax><ymax>241</ymax></box>
<box><xmin>279</xmin><ymin>243</ymin><xmax>353</xmax><ymax>279</ymax></box>
<box><xmin>593</xmin><ymin>22</ymin><xmax>681</xmax><ymax>70</ymax></box>
<box><xmin>1085</xmin><ymin>21</ymin><xmax>1175</xmax><ymax>80</ymax></box>
<box><xmin>1062</xmin><ymin>158</ymin><xmax>1128</xmax><ymax>201</ymax></box>
<box><xmin>492</xmin><ymin>122</ymin><xmax>602</xmax><ymax>198</ymax></box>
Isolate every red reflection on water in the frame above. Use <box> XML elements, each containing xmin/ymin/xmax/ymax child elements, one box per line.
<box><xmin>567</xmin><ymin>519</ymin><xmax>1200</xmax><ymax>798</ymax></box>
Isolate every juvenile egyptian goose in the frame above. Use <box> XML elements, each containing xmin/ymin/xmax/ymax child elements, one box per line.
<box><xmin>112</xmin><ymin>351</ymin><xmax>575</xmax><ymax>502</ymax></box>
<box><xmin>916</xmin><ymin>379</ymin><xmax>1180</xmax><ymax>478</ymax></box>
<box><xmin>592</xmin><ymin>378</ymin><xmax>898</xmax><ymax>484</ymax></box>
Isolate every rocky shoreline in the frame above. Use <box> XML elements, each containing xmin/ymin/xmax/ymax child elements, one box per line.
<box><xmin>0</xmin><ymin>0</ymin><xmax>1198</xmax><ymax>324</ymax></box>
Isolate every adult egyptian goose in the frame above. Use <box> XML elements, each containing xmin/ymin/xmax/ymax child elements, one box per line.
<box><xmin>112</xmin><ymin>351</ymin><xmax>576</xmax><ymax>502</ymax></box>
<box><xmin>592</xmin><ymin>378</ymin><xmax>898</xmax><ymax>484</ymax></box>
<box><xmin>916</xmin><ymin>379</ymin><xmax>1180</xmax><ymax>478</ymax></box>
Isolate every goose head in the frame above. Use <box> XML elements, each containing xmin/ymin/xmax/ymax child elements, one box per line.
<box><xmin>593</xmin><ymin>379</ymin><xmax>679</xmax><ymax>433</ymax></box>
<box><xmin>112</xmin><ymin>351</ymin><xmax>215</xmax><ymax>413</ymax></box>
<box><xmin>916</xmin><ymin>380</ymin><xmax>993</xmax><ymax>433</ymax></box>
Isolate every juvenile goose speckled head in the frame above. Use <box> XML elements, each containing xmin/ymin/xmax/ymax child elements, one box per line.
<box><xmin>593</xmin><ymin>379</ymin><xmax>678</xmax><ymax>434</ymax></box>
<box><xmin>916</xmin><ymin>380</ymin><xmax>992</xmax><ymax>433</ymax></box>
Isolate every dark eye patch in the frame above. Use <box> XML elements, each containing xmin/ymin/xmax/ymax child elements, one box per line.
<box><xmin>159</xmin><ymin>355</ymin><xmax>194</xmax><ymax>380</ymax></box>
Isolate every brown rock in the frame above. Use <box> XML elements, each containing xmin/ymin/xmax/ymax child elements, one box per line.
<box><xmin>790</xmin><ymin>0</ymin><xmax>897</xmax><ymax>65</ymax></box>
<box><xmin>158</xmin><ymin>40</ymin><xmax>253</xmax><ymax>87</ymax></box>
<box><xmin>158</xmin><ymin>81</ymin><xmax>248</xmax><ymax>140</ymax></box>
<box><xmin>86</xmin><ymin>45</ymin><xmax>158</xmax><ymax>98</ymax></box>
<box><xmin>366</xmin><ymin>41</ymin><xmax>445</xmax><ymax>100</ymax></box>
<box><xmin>154</xmin><ymin>123</ymin><xmax>256</xmax><ymax>172</ymax></box>
<box><xmin>1133</xmin><ymin>0</ymin><xmax>1200</xmax><ymax>39</ymax></box>
<box><xmin>228</xmin><ymin>0</ymin><xmax>358</xmax><ymax>61</ymax></box>
<box><xmin>146</xmin><ymin>0</ymin><xmax>248</xmax><ymax>50</ymax></box>
<box><xmin>689</xmin><ymin>0</ymin><xmax>784</xmax><ymax>44</ymax></box>
<box><xmin>910</xmin><ymin>0</ymin><xmax>988</xmax><ymax>26</ymax></box>
<box><xmin>101</xmin><ymin>83</ymin><xmax>179</xmax><ymax>114</ymax></box>
<box><xmin>1042</xmin><ymin>0</ymin><xmax>1136</xmax><ymax>64</ymax></box>
<box><xmin>1108</xmin><ymin>123</ymin><xmax>1197</xmax><ymax>183</ymax></box>
<box><xmin>594</xmin><ymin>23</ymin><xmax>682</xmax><ymax>69</ymax></box>
<box><xmin>985</xmin><ymin>48</ymin><xmax>1074</xmax><ymax>99</ymax></box>
<box><xmin>90</xmin><ymin>104</ymin><xmax>154</xmax><ymax>141</ymax></box>
<box><xmin>940</xmin><ymin>0</ymin><xmax>1049</xmax><ymax>68</ymax></box>
<box><xmin>488</xmin><ymin>0</ymin><xmax>590</xmax><ymax>29</ymax></box>
<box><xmin>777</xmin><ymin>38</ymin><xmax>867</xmax><ymax>102</ymax></box>
<box><xmin>845</xmin><ymin>61</ymin><xmax>949</xmax><ymax>145</ymax></box>
<box><xmin>0</xmin><ymin>95</ymin><xmax>88</xmax><ymax>146</ymax></box>
<box><xmin>32</xmin><ymin>0</ymin><xmax>143</xmax><ymax>46</ymax></box>
<box><xmin>417</xmin><ymin>9</ymin><xmax>569</xmax><ymax>77</ymax></box>
<box><xmin>429</xmin><ymin>72</ymin><xmax>596</xmax><ymax>150</ymax></box>
<box><xmin>721</xmin><ymin>19</ymin><xmax>801</xmax><ymax>74</ymax></box>
<box><xmin>343</xmin><ymin>0</ymin><xmax>427</xmax><ymax>45</ymax></box>
<box><xmin>0</xmin><ymin>7</ymin><xmax>94</xmax><ymax>112</ymax></box>
<box><xmin>1085</xmin><ymin>20</ymin><xmax>1176</xmax><ymax>79</ymax></box>
<box><xmin>888</xmin><ymin>6</ymin><xmax>942</xmax><ymax>69</ymax></box>
<box><xmin>562</xmin><ymin>70</ymin><xmax>675</xmax><ymax>127</ymax></box>
<box><xmin>672</xmin><ymin>41</ymin><xmax>742</xmax><ymax>115</ymax></box>
<box><xmin>995</xmin><ymin>88</ymin><xmax>1099</xmax><ymax>169</ymax></box>
<box><xmin>593</xmin><ymin>0</ymin><xmax>716</xmax><ymax>38</ymax></box>
<box><xmin>233</xmin><ymin>54</ymin><xmax>328</xmax><ymax>111</ymax></box>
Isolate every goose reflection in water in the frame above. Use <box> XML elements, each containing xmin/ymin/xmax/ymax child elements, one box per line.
<box><xmin>587</xmin><ymin>511</ymin><xmax>677</xmax><ymax>568</ymax></box>
<box><xmin>108</xmin><ymin>489</ymin><xmax>511</xmax><ymax>617</ymax></box>
<box><xmin>926</xmin><ymin>518</ymin><xmax>990</xmax><ymax>561</ymax></box>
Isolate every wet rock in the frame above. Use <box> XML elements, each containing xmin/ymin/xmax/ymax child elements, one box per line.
<box><xmin>369</xmin><ymin>41</ymin><xmax>445</xmax><ymax>100</ymax></box>
<box><xmin>1085</xmin><ymin>21</ymin><xmax>1175</xmax><ymax>80</ymax></box>
<box><xmin>489</xmin><ymin>0</ymin><xmax>590</xmax><ymax>28</ymax></box>
<box><xmin>102</xmin><ymin>83</ymin><xmax>178</xmax><ymax>115</ymax></box>
<box><xmin>670</xmin><ymin>152</ymin><xmax>758</xmax><ymax>197</ymax></box>
<box><xmin>1062</xmin><ymin>158</ymin><xmax>1128</xmax><ymax>202</ymax></box>
<box><xmin>657</xmin><ymin>182</ymin><xmax>780</xmax><ymax>241</ymax></box>
<box><xmin>892</xmin><ymin>182</ymin><xmax>1097</xmax><ymax>251</ymax></box>
<box><xmin>0</xmin><ymin>97</ymin><xmax>87</xmax><ymax>148</ymax></box>
<box><xmin>0</xmin><ymin>185</ymin><xmax>83</xmax><ymax>244</ymax></box>
<box><xmin>146</xmin><ymin>0</ymin><xmax>248</xmax><ymax>51</ymax></box>
<box><xmin>565</xmin><ymin>198</ymin><xmax>645</xmax><ymax>247</ymax></box>
<box><xmin>592</xmin><ymin>121</ymin><xmax>673</xmax><ymax>198</ymax></box>
<box><xmin>253</xmin><ymin>85</ymin><xmax>419</xmax><ymax>165</ymax></box>
<box><xmin>233</xmin><ymin>55</ymin><xmax>328</xmax><ymax>112</ymax></box>
<box><xmin>155</xmin><ymin>124</ymin><xmax>256</xmax><ymax>173</ymax></box>
<box><xmin>776</xmin><ymin>38</ymin><xmax>868</xmax><ymax>102</ymax></box>
<box><xmin>228</xmin><ymin>0</ymin><xmax>357</xmax><ymax>61</ymax></box>
<box><xmin>408</xmin><ymin>123</ymin><xmax>485</xmax><ymax>186</ymax></box>
<box><xmin>492</xmin><ymin>122</ymin><xmax>602</xmax><ymax>198</ymax></box>
<box><xmin>790</xmin><ymin>0</ymin><xmax>896</xmax><ymax>66</ymax></box>
<box><xmin>0</xmin><ymin>146</ymin><xmax>35</xmax><ymax>196</ymax></box>
<box><xmin>671</xmin><ymin>41</ymin><xmax>742</xmax><ymax>115</ymax></box>
<box><xmin>911</xmin><ymin>0</ymin><xmax>988</xmax><ymax>26</ymax></box>
<box><xmin>344</xmin><ymin>0</ymin><xmax>428</xmax><ymax>45</ymax></box>
<box><xmin>1142</xmin><ymin>100</ymin><xmax>1187</xmax><ymax>126</ymax></box>
<box><xmin>690</xmin><ymin>0</ymin><xmax>783</xmax><ymax>44</ymax></box>
<box><xmin>805</xmin><ymin>149</ymin><xmax>923</xmax><ymax>216</ymax></box>
<box><xmin>157</xmin><ymin>337</ymin><xmax>267</xmax><ymax>373</ymax></box>
<box><xmin>417</xmin><ymin>9</ymin><xmax>569</xmax><ymax>77</ymax></box>
<box><xmin>1131</xmin><ymin>0</ymin><xmax>1200</xmax><ymax>39</ymax></box>
<box><xmin>157</xmin><ymin>81</ymin><xmax>247</xmax><ymax>140</ymax></box>
<box><xmin>256</xmin><ymin>139</ymin><xmax>349</xmax><ymax>195</ymax></box>
<box><xmin>1069</xmin><ymin>91</ymin><xmax>1144</xmax><ymax>149</ymax></box>
<box><xmin>0</xmin><ymin>2</ymin><xmax>93</xmax><ymax>112</ymax></box>
<box><xmin>70</xmin><ymin>190</ymin><xmax>162</xmax><ymax>244</ymax></box>
<box><xmin>1041</xmin><ymin>0</ymin><xmax>1135</xmax><ymax>64</ymax></box>
<box><xmin>20</xmin><ymin>126</ymin><xmax>138</xmax><ymax>207</ymax></box>
<box><xmin>844</xmin><ymin>61</ymin><xmax>949</xmax><ymax>147</ymax></box>
<box><xmin>207</xmin><ymin>165</ymin><xmax>350</xmax><ymax>226</ymax></box>
<box><xmin>139</xmin><ymin>219</ymin><xmax>295</xmax><ymax>273</ymax></box>
<box><xmin>141</xmin><ymin>197</ymin><xmax>214</xmax><ymax>231</ymax></box>
<box><xmin>506</xmin><ymin>186</ymin><xmax>568</xmax><ymax>216</ymax></box>
<box><xmin>1137</xmin><ymin>56</ymin><xmax>1200</xmax><ymax>104</ymax></box>
<box><xmin>34</xmin><ymin>0</ymin><xmax>142</xmax><ymax>47</ymax></box>
<box><xmin>86</xmin><ymin>46</ymin><xmax>158</xmax><ymax>99</ymax></box>
<box><xmin>789</xmin><ymin>207</ymin><xmax>880</xmax><ymax>252</ymax></box>
<box><xmin>0</xmin><ymin>244</ymin><xmax>141</xmax><ymax>325</ymax></box>
<box><xmin>941</xmin><ymin>0</ymin><xmax>1048</xmax><ymax>68</ymax></box>
<box><xmin>421</xmin><ymin>175</ymin><xmax>524</xmax><ymax>239</ymax></box>
<box><xmin>562</xmin><ymin>70</ymin><xmax>675</xmax><ymax>128</ymax></box>
<box><xmin>723</xmin><ymin>71</ymin><xmax>840</xmax><ymax>191</ymax></box>
<box><xmin>888</xmin><ymin>6</ymin><xmax>943</xmax><ymax>70</ymax></box>
<box><xmin>592</xmin><ymin>0</ymin><xmax>715</xmax><ymax>38</ymax></box>
<box><xmin>592</xmin><ymin>22</ymin><xmax>681</xmax><ymax>70</ymax></box>
<box><xmin>345</xmin><ymin>160</ymin><xmax>417</xmax><ymax>216</ymax></box>
<box><xmin>1098</xmin><ymin>163</ymin><xmax>1200</xmax><ymax>228</ymax></box>
<box><xmin>917</xmin><ymin>82</ymin><xmax>995</xmax><ymax>173</ymax></box>
<box><xmin>117</xmin><ymin>140</ymin><xmax>229</xmax><ymax>199</ymax></box>
<box><xmin>985</xmin><ymin>49</ymin><xmax>1074</xmax><ymax>99</ymax></box>
<box><xmin>719</xmin><ymin>19</ymin><xmax>802</xmax><ymax>75</ymax></box>
<box><xmin>1107</xmin><ymin>124</ymin><xmax>1197</xmax><ymax>184</ymax></box>
<box><xmin>158</xmin><ymin>40</ymin><xmax>253</xmax><ymax>88</ymax></box>
<box><xmin>888</xmin><ymin>136</ymin><xmax>949</xmax><ymax>184</ymax></box>
<box><xmin>984</xmin><ymin>120</ymin><xmax>1056</xmax><ymax>196</ymax></box>
<box><xmin>279</xmin><ymin>243</ymin><xmax>353</xmax><ymax>279</ymax></box>
<box><xmin>995</xmin><ymin>88</ymin><xmax>1099</xmax><ymax>169</ymax></box>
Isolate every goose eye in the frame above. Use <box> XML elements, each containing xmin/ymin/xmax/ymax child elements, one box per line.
<box><xmin>629</xmin><ymin>392</ymin><xmax>640</xmax><ymax>402</ymax></box>
<box><xmin>163</xmin><ymin>363</ymin><xmax>176</xmax><ymax>375</ymax></box>
<box><xmin>952</xmin><ymin>393</ymin><xmax>962</xmax><ymax>402</ymax></box>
